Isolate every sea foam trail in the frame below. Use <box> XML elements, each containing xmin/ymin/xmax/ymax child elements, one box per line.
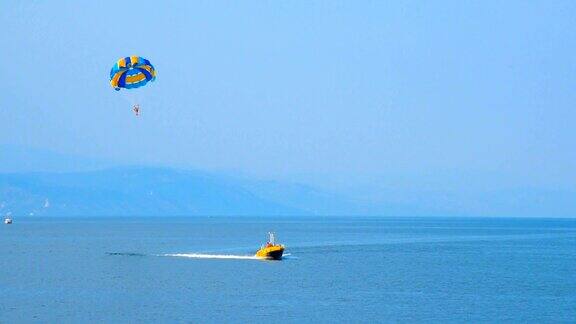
<box><xmin>164</xmin><ymin>253</ymin><xmax>260</xmax><ymax>260</ymax></box>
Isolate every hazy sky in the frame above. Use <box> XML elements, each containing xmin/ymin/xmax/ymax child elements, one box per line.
<box><xmin>1</xmin><ymin>1</ymin><xmax>574</xmax><ymax>191</ymax></box>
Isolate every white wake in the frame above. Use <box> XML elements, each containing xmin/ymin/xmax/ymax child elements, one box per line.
<box><xmin>164</xmin><ymin>253</ymin><xmax>260</xmax><ymax>260</ymax></box>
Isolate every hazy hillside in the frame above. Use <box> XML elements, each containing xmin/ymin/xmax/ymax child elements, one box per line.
<box><xmin>0</xmin><ymin>147</ymin><xmax>574</xmax><ymax>218</ymax></box>
<box><xmin>0</xmin><ymin>167</ymin><xmax>359</xmax><ymax>217</ymax></box>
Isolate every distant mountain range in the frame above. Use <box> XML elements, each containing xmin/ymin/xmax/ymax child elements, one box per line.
<box><xmin>0</xmin><ymin>146</ymin><xmax>364</xmax><ymax>217</ymax></box>
<box><xmin>0</xmin><ymin>167</ymin><xmax>364</xmax><ymax>217</ymax></box>
<box><xmin>0</xmin><ymin>146</ymin><xmax>574</xmax><ymax>217</ymax></box>
<box><xmin>2</xmin><ymin>166</ymin><xmax>574</xmax><ymax>218</ymax></box>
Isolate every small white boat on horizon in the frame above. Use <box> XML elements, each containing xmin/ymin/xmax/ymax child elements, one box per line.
<box><xmin>4</xmin><ymin>212</ymin><xmax>13</xmax><ymax>224</ymax></box>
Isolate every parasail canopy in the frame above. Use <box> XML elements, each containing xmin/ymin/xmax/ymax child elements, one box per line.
<box><xmin>110</xmin><ymin>56</ymin><xmax>156</xmax><ymax>91</ymax></box>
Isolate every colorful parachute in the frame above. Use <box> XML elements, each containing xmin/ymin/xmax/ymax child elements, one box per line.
<box><xmin>109</xmin><ymin>56</ymin><xmax>156</xmax><ymax>91</ymax></box>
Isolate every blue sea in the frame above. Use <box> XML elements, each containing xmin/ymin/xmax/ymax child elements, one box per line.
<box><xmin>1</xmin><ymin>217</ymin><xmax>575</xmax><ymax>323</ymax></box>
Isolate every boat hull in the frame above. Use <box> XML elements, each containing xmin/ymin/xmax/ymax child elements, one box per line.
<box><xmin>255</xmin><ymin>246</ymin><xmax>284</xmax><ymax>260</ymax></box>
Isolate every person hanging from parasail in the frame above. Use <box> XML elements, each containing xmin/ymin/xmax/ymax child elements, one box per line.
<box><xmin>133</xmin><ymin>104</ymin><xmax>140</xmax><ymax>116</ymax></box>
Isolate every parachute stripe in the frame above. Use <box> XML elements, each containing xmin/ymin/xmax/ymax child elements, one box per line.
<box><xmin>125</xmin><ymin>72</ymin><xmax>146</xmax><ymax>84</ymax></box>
<box><xmin>137</xmin><ymin>67</ymin><xmax>153</xmax><ymax>80</ymax></box>
<box><xmin>117</xmin><ymin>71</ymin><xmax>128</xmax><ymax>87</ymax></box>
<box><xmin>126</xmin><ymin>69</ymin><xmax>139</xmax><ymax>77</ymax></box>
<box><xmin>110</xmin><ymin>71</ymin><xmax>123</xmax><ymax>88</ymax></box>
<box><xmin>139</xmin><ymin>65</ymin><xmax>154</xmax><ymax>76</ymax></box>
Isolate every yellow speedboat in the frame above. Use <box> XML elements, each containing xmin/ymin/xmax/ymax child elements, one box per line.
<box><xmin>255</xmin><ymin>232</ymin><xmax>284</xmax><ymax>260</ymax></box>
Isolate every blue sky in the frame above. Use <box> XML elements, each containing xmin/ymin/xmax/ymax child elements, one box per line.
<box><xmin>1</xmin><ymin>1</ymin><xmax>575</xmax><ymax>196</ymax></box>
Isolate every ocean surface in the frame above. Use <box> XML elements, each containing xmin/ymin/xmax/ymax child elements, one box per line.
<box><xmin>1</xmin><ymin>217</ymin><xmax>575</xmax><ymax>323</ymax></box>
